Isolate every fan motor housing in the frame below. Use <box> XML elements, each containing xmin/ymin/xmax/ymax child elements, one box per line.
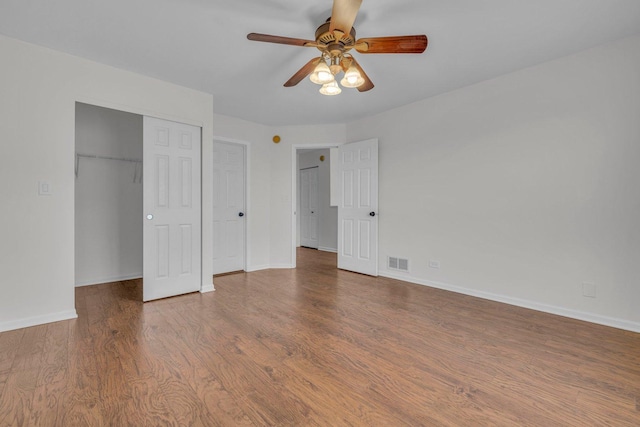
<box><xmin>315</xmin><ymin>19</ymin><xmax>356</xmax><ymax>48</ymax></box>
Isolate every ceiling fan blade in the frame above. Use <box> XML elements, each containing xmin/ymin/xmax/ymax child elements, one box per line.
<box><xmin>355</xmin><ymin>35</ymin><xmax>428</xmax><ymax>54</ymax></box>
<box><xmin>329</xmin><ymin>0</ymin><xmax>362</xmax><ymax>37</ymax></box>
<box><xmin>284</xmin><ymin>57</ymin><xmax>322</xmax><ymax>87</ymax></box>
<box><xmin>348</xmin><ymin>57</ymin><xmax>374</xmax><ymax>92</ymax></box>
<box><xmin>247</xmin><ymin>33</ymin><xmax>316</xmax><ymax>47</ymax></box>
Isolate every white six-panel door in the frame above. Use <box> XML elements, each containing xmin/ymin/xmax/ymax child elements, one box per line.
<box><xmin>300</xmin><ymin>167</ymin><xmax>319</xmax><ymax>249</ymax></box>
<box><xmin>338</xmin><ymin>138</ymin><xmax>378</xmax><ymax>276</ymax></box>
<box><xmin>143</xmin><ymin>117</ymin><xmax>201</xmax><ymax>301</ymax></box>
<box><xmin>212</xmin><ymin>141</ymin><xmax>245</xmax><ymax>274</ymax></box>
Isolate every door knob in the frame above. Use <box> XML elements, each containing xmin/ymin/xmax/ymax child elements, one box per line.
<box><xmin>238</xmin><ymin>212</ymin><xmax>245</xmax><ymax>217</ymax></box>
<box><xmin>369</xmin><ymin>212</ymin><xmax>376</xmax><ymax>217</ymax></box>
<box><xmin>146</xmin><ymin>214</ymin><xmax>154</xmax><ymax>220</ymax></box>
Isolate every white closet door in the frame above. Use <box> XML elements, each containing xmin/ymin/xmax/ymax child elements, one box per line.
<box><xmin>300</xmin><ymin>167</ymin><xmax>319</xmax><ymax>249</ymax></box>
<box><xmin>212</xmin><ymin>141</ymin><xmax>246</xmax><ymax>274</ymax></box>
<box><xmin>143</xmin><ymin>117</ymin><xmax>201</xmax><ymax>301</ymax></box>
<box><xmin>338</xmin><ymin>138</ymin><xmax>378</xmax><ymax>276</ymax></box>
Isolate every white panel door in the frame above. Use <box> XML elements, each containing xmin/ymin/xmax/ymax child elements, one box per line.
<box><xmin>143</xmin><ymin>117</ymin><xmax>201</xmax><ymax>301</ymax></box>
<box><xmin>338</xmin><ymin>138</ymin><xmax>378</xmax><ymax>276</ymax></box>
<box><xmin>212</xmin><ymin>141</ymin><xmax>245</xmax><ymax>274</ymax></box>
<box><xmin>300</xmin><ymin>167</ymin><xmax>319</xmax><ymax>249</ymax></box>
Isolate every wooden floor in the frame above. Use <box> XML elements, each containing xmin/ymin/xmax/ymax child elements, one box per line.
<box><xmin>1</xmin><ymin>249</ymin><xmax>639</xmax><ymax>426</ymax></box>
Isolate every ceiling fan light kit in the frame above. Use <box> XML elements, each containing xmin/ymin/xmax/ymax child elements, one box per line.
<box><xmin>309</xmin><ymin>54</ymin><xmax>364</xmax><ymax>94</ymax></box>
<box><xmin>309</xmin><ymin>59</ymin><xmax>335</xmax><ymax>85</ymax></box>
<box><xmin>319</xmin><ymin>80</ymin><xmax>342</xmax><ymax>96</ymax></box>
<box><xmin>340</xmin><ymin>64</ymin><xmax>365</xmax><ymax>88</ymax></box>
<box><xmin>247</xmin><ymin>0</ymin><xmax>428</xmax><ymax>96</ymax></box>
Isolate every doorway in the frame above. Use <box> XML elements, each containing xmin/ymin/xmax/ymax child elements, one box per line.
<box><xmin>291</xmin><ymin>140</ymin><xmax>379</xmax><ymax>275</ymax></box>
<box><xmin>74</xmin><ymin>103</ymin><xmax>143</xmax><ymax>287</ymax></box>
<box><xmin>292</xmin><ymin>145</ymin><xmax>339</xmax><ymax>267</ymax></box>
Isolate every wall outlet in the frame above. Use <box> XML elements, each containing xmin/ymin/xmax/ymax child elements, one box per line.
<box><xmin>582</xmin><ymin>282</ymin><xmax>597</xmax><ymax>298</ymax></box>
<box><xmin>428</xmin><ymin>260</ymin><xmax>440</xmax><ymax>269</ymax></box>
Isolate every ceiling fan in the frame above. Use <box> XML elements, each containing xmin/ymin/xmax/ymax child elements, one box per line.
<box><xmin>247</xmin><ymin>0</ymin><xmax>428</xmax><ymax>95</ymax></box>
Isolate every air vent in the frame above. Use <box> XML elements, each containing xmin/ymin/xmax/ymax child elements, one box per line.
<box><xmin>388</xmin><ymin>256</ymin><xmax>409</xmax><ymax>272</ymax></box>
<box><xmin>388</xmin><ymin>257</ymin><xmax>398</xmax><ymax>269</ymax></box>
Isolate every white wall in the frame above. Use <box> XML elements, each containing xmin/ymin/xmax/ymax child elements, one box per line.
<box><xmin>346</xmin><ymin>35</ymin><xmax>640</xmax><ymax>331</ymax></box>
<box><xmin>297</xmin><ymin>149</ymin><xmax>338</xmax><ymax>252</ymax></box>
<box><xmin>0</xmin><ymin>35</ymin><xmax>214</xmax><ymax>332</ymax></box>
<box><xmin>75</xmin><ymin>103</ymin><xmax>143</xmax><ymax>286</ymax></box>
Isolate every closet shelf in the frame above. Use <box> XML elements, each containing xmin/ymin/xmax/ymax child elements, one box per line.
<box><xmin>75</xmin><ymin>153</ymin><xmax>142</xmax><ymax>182</ymax></box>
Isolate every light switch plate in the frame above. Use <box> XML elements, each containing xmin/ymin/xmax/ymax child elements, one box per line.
<box><xmin>38</xmin><ymin>181</ymin><xmax>52</xmax><ymax>196</ymax></box>
<box><xmin>582</xmin><ymin>282</ymin><xmax>596</xmax><ymax>298</ymax></box>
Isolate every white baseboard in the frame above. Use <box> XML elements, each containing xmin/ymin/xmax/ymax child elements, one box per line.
<box><xmin>75</xmin><ymin>274</ymin><xmax>142</xmax><ymax>287</ymax></box>
<box><xmin>246</xmin><ymin>264</ymin><xmax>271</xmax><ymax>272</ymax></box>
<box><xmin>380</xmin><ymin>270</ymin><xmax>640</xmax><ymax>333</ymax></box>
<box><xmin>246</xmin><ymin>264</ymin><xmax>295</xmax><ymax>272</ymax></box>
<box><xmin>0</xmin><ymin>310</ymin><xmax>78</xmax><ymax>333</ymax></box>
<box><xmin>270</xmin><ymin>264</ymin><xmax>295</xmax><ymax>269</ymax></box>
<box><xmin>318</xmin><ymin>246</ymin><xmax>338</xmax><ymax>253</ymax></box>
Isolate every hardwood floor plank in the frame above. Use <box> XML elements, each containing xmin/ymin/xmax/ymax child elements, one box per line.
<box><xmin>161</xmin><ymin>309</ymin><xmax>261</xmax><ymax>426</ymax></box>
<box><xmin>0</xmin><ymin>326</ymin><xmax>47</xmax><ymax>426</ymax></box>
<box><xmin>25</xmin><ymin>321</ymin><xmax>71</xmax><ymax>426</ymax></box>
<box><xmin>176</xmin><ymin>301</ymin><xmax>318</xmax><ymax>426</ymax></box>
<box><xmin>0</xmin><ymin>329</ymin><xmax>24</xmax><ymax>398</ymax></box>
<box><xmin>54</xmin><ymin>302</ymin><xmax>104</xmax><ymax>426</ymax></box>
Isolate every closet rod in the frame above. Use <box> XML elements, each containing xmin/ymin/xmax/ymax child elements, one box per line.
<box><xmin>75</xmin><ymin>153</ymin><xmax>142</xmax><ymax>178</ymax></box>
<box><xmin>76</xmin><ymin>153</ymin><xmax>142</xmax><ymax>163</ymax></box>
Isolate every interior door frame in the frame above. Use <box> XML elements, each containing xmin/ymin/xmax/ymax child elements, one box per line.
<box><xmin>291</xmin><ymin>143</ymin><xmax>340</xmax><ymax>269</ymax></box>
<box><xmin>213</xmin><ymin>136</ymin><xmax>250</xmax><ymax>274</ymax></box>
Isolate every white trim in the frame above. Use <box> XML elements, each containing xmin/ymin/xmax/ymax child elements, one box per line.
<box><xmin>270</xmin><ymin>263</ymin><xmax>295</xmax><ymax>269</ymax></box>
<box><xmin>200</xmin><ymin>284</ymin><xmax>215</xmax><ymax>293</ymax></box>
<box><xmin>0</xmin><ymin>310</ymin><xmax>78</xmax><ymax>333</ymax></box>
<box><xmin>291</xmin><ymin>142</ymin><xmax>342</xmax><ymax>270</ymax></box>
<box><xmin>246</xmin><ymin>264</ymin><xmax>271</xmax><ymax>272</ymax></box>
<box><xmin>75</xmin><ymin>274</ymin><xmax>142</xmax><ymax>287</ymax></box>
<box><xmin>318</xmin><ymin>246</ymin><xmax>338</xmax><ymax>253</ymax></box>
<box><xmin>380</xmin><ymin>270</ymin><xmax>640</xmax><ymax>333</ymax></box>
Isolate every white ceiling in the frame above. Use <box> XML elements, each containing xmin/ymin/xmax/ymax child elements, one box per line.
<box><xmin>1</xmin><ymin>0</ymin><xmax>639</xmax><ymax>126</ymax></box>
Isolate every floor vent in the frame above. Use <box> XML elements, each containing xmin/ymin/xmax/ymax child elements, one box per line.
<box><xmin>388</xmin><ymin>256</ymin><xmax>409</xmax><ymax>272</ymax></box>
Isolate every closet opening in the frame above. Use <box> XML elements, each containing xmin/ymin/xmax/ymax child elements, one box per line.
<box><xmin>74</xmin><ymin>103</ymin><xmax>143</xmax><ymax>296</ymax></box>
